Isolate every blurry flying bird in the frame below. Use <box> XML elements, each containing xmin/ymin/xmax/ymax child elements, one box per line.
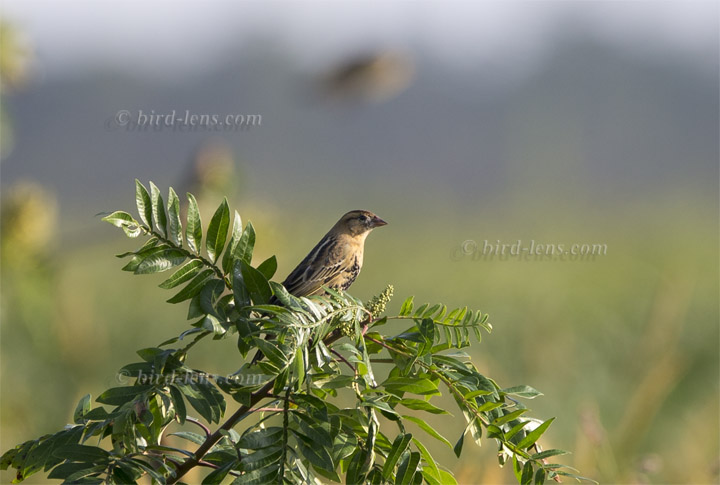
<box><xmin>320</xmin><ymin>51</ymin><xmax>414</xmax><ymax>103</ymax></box>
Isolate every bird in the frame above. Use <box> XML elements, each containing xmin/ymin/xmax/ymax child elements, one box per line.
<box><xmin>251</xmin><ymin>210</ymin><xmax>387</xmax><ymax>364</ymax></box>
<box><xmin>320</xmin><ymin>51</ymin><xmax>415</xmax><ymax>104</ymax></box>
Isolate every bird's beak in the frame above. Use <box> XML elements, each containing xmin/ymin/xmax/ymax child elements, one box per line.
<box><xmin>371</xmin><ymin>215</ymin><xmax>388</xmax><ymax>227</ymax></box>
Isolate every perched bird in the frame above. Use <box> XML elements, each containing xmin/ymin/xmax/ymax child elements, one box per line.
<box><xmin>251</xmin><ymin>210</ymin><xmax>387</xmax><ymax>363</ymax></box>
<box><xmin>280</xmin><ymin>210</ymin><xmax>387</xmax><ymax>297</ymax></box>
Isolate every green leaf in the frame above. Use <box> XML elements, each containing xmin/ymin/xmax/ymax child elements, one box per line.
<box><xmin>463</xmin><ymin>389</ymin><xmax>493</xmax><ymax>400</ymax></box>
<box><xmin>96</xmin><ymin>386</ymin><xmax>153</xmax><ymax>406</ymax></box>
<box><xmin>233</xmin><ymin>220</ymin><xmax>255</xmax><ymax>265</ymax></box>
<box><xmin>169</xmin><ymin>431</ymin><xmax>206</xmax><ymax>445</ymax></box>
<box><xmin>256</xmin><ymin>255</ymin><xmax>277</xmax><ymax>280</ymax></box>
<box><xmin>134</xmin><ymin>248</ymin><xmax>186</xmax><ymax>274</ymax></box>
<box><xmin>383</xmin><ymin>377</ymin><xmax>440</xmax><ymax>396</ymax></box>
<box><xmin>396</xmin><ymin>451</ymin><xmax>421</xmax><ymax>485</ymax></box>
<box><xmin>294</xmin><ymin>347</ymin><xmax>305</xmax><ymax>387</ymax></box>
<box><xmin>144</xmin><ymin>444</ymin><xmax>195</xmax><ymax>459</ymax></box>
<box><xmin>252</xmin><ymin>337</ymin><xmax>288</xmax><ymax>368</ymax></box>
<box><xmin>202</xmin><ymin>462</ymin><xmax>235</xmax><ymax>484</ymax></box>
<box><xmin>232</xmin><ymin>260</ymin><xmax>251</xmax><ymax>308</ymax></box>
<box><xmin>121</xmin><ymin>245</ymin><xmax>167</xmax><ymax>272</ymax></box>
<box><xmin>232</xmin><ymin>465</ymin><xmax>278</xmax><ymax>484</ymax></box>
<box><xmin>52</xmin><ymin>445</ymin><xmax>110</xmax><ymax>463</ymax></box>
<box><xmin>295</xmin><ymin>437</ymin><xmax>336</xmax><ymax>478</ymax></box>
<box><xmin>196</xmin><ymin>381</ymin><xmax>226</xmax><ymax>423</ymax></box>
<box><xmin>517</xmin><ymin>417</ymin><xmax>555</xmax><ymax>450</ymax></box>
<box><xmin>73</xmin><ymin>394</ymin><xmax>91</xmax><ymax>423</ymax></box>
<box><xmin>477</xmin><ymin>401</ymin><xmax>503</xmax><ymax>413</ymax></box>
<box><xmin>47</xmin><ymin>462</ymin><xmax>103</xmax><ymax>480</ymax></box>
<box><xmin>521</xmin><ymin>461</ymin><xmax>534</xmax><ymax>485</ymax></box>
<box><xmin>241</xmin><ymin>260</ymin><xmax>272</xmax><ymax>305</ymax></box>
<box><xmin>135</xmin><ymin>180</ymin><xmax>153</xmax><ymax>228</ymax></box>
<box><xmin>399</xmin><ymin>399</ymin><xmax>449</xmax><ymax>415</ymax></box>
<box><xmin>116</xmin><ymin>236</ymin><xmax>158</xmax><ymax>259</ymax></box>
<box><xmin>120</xmin><ymin>241</ymin><xmax>164</xmax><ymax>271</ymax></box>
<box><xmin>505</xmin><ymin>420</ymin><xmax>531</xmax><ymax>440</ymax></box>
<box><xmin>113</xmin><ymin>462</ymin><xmax>143</xmax><ymax>483</ymax></box>
<box><xmin>101</xmin><ymin>210</ymin><xmax>136</xmax><ymax>227</ymax></box>
<box><xmin>11</xmin><ymin>427</ymin><xmax>83</xmax><ymax>478</ymax></box>
<box><xmin>382</xmin><ymin>433</ymin><xmax>412</xmax><ymax>479</ymax></box>
<box><xmin>530</xmin><ymin>449</ymin><xmax>569</xmax><ymax>461</ymax></box>
<box><xmin>200</xmin><ymin>314</ymin><xmax>225</xmax><ymax>335</ymax></box>
<box><xmin>149</xmin><ymin>181</ymin><xmax>167</xmax><ymax>238</ymax></box>
<box><xmin>169</xmin><ymin>385</ymin><xmax>187</xmax><ymax>424</ymax></box>
<box><xmin>186</xmin><ymin>193</ymin><xmax>203</xmax><ymax>254</ymax></box>
<box><xmin>166</xmin><ymin>269</ymin><xmax>215</xmax><ymax>304</ymax></box>
<box><xmin>167</xmin><ymin>187</ymin><xmax>183</xmax><ymax>246</ymax></box>
<box><xmin>159</xmin><ymin>259</ymin><xmax>204</xmax><ymax>289</ymax></box>
<box><xmin>417</xmin><ymin>318</ymin><xmax>435</xmax><ymax>356</ymax></box>
<box><xmin>206</xmin><ymin>197</ymin><xmax>230</xmax><ymax>263</ymax></box>
<box><xmin>102</xmin><ymin>210</ymin><xmax>139</xmax><ymax>229</ymax></box>
<box><xmin>468</xmin><ymin>417</ymin><xmax>483</xmax><ymax>447</ymax></box>
<box><xmin>332</xmin><ymin>432</ymin><xmax>357</xmax><ymax>463</ymax></box>
<box><xmin>494</xmin><ymin>408</ymin><xmax>529</xmax><ymax>426</ymax></box>
<box><xmin>242</xmin><ymin>446</ymin><xmax>282</xmax><ymax>471</ymax></box>
<box><xmin>502</xmin><ymin>385</ymin><xmax>543</xmax><ymax>399</ymax></box>
<box><xmin>552</xmin><ymin>470</ymin><xmax>598</xmax><ymax>484</ymax></box>
<box><xmin>535</xmin><ymin>467</ymin><xmax>546</xmax><ymax>485</ymax></box>
<box><xmin>413</xmin><ymin>303</ymin><xmax>429</xmax><ymax>317</ymax></box>
<box><xmin>436</xmin><ymin>468</ymin><xmax>458</xmax><ymax>485</ymax></box>
<box><xmin>513</xmin><ymin>454</ymin><xmax>523</xmax><ymax>482</ymax></box>
<box><xmin>221</xmin><ymin>211</ymin><xmax>243</xmax><ymax>274</ymax></box>
<box><xmin>130</xmin><ymin>458</ymin><xmax>167</xmax><ymax>484</ymax></box>
<box><xmin>402</xmin><ymin>416</ymin><xmax>452</xmax><ymax>448</ymax></box>
<box><xmin>346</xmin><ymin>448</ymin><xmax>369</xmax><ymax>485</ymax></box>
<box><xmin>197</xmin><ymin>279</ymin><xmax>225</xmax><ymax>316</ymax></box>
<box><xmin>453</xmin><ymin>430</ymin><xmax>465</xmax><ymax>458</ymax></box>
<box><xmin>177</xmin><ymin>383</ymin><xmax>217</xmax><ymax>424</ymax></box>
<box><xmin>412</xmin><ymin>438</ymin><xmax>440</xmax><ymax>483</ymax></box>
<box><xmin>238</xmin><ymin>427</ymin><xmax>283</xmax><ymax>450</ymax></box>
<box><xmin>399</xmin><ymin>296</ymin><xmax>414</xmax><ymax>316</ymax></box>
<box><xmin>82</xmin><ymin>408</ymin><xmax>115</xmax><ymax>420</ymax></box>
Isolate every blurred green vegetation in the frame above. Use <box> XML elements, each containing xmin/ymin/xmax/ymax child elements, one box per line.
<box><xmin>1</xmin><ymin>174</ymin><xmax>716</xmax><ymax>484</ymax></box>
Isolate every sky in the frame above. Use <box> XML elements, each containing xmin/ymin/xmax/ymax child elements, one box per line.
<box><xmin>2</xmin><ymin>0</ymin><xmax>718</xmax><ymax>82</ymax></box>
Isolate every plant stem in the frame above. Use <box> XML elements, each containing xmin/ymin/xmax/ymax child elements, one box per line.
<box><xmin>279</xmin><ymin>386</ymin><xmax>291</xmax><ymax>483</ymax></box>
<box><xmin>167</xmin><ymin>327</ymin><xmax>351</xmax><ymax>483</ymax></box>
<box><xmin>148</xmin><ymin>228</ymin><xmax>231</xmax><ymax>288</ymax></box>
<box><xmin>185</xmin><ymin>417</ymin><xmax>211</xmax><ymax>439</ymax></box>
<box><xmin>167</xmin><ymin>380</ymin><xmax>275</xmax><ymax>483</ymax></box>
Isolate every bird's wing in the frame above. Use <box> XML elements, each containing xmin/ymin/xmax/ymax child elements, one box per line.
<box><xmin>282</xmin><ymin>235</ymin><xmax>354</xmax><ymax>297</ymax></box>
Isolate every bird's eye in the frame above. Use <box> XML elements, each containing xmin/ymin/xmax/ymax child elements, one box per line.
<box><xmin>360</xmin><ymin>215</ymin><xmax>369</xmax><ymax>222</ymax></box>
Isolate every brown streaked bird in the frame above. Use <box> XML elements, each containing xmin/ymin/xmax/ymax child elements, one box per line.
<box><xmin>280</xmin><ymin>210</ymin><xmax>387</xmax><ymax>297</ymax></box>
<box><xmin>251</xmin><ymin>210</ymin><xmax>387</xmax><ymax>363</ymax></box>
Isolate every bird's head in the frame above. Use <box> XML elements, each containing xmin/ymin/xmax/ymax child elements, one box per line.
<box><xmin>336</xmin><ymin>210</ymin><xmax>387</xmax><ymax>237</ymax></box>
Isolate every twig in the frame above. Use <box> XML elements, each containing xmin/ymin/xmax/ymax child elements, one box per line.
<box><xmin>330</xmin><ymin>348</ymin><xmax>355</xmax><ymax>372</ymax></box>
<box><xmin>251</xmin><ymin>407</ymin><xmax>284</xmax><ymax>413</ymax></box>
<box><xmin>168</xmin><ymin>380</ymin><xmax>275</xmax><ymax>483</ymax></box>
<box><xmin>279</xmin><ymin>386</ymin><xmax>291</xmax><ymax>482</ymax></box>
<box><xmin>185</xmin><ymin>416</ymin><xmax>211</xmax><ymax>439</ymax></box>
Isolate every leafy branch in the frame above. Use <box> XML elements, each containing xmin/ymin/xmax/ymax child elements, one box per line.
<box><xmin>1</xmin><ymin>181</ymin><xmax>594</xmax><ymax>485</ymax></box>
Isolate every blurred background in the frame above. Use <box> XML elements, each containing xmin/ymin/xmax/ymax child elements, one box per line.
<box><xmin>1</xmin><ymin>1</ymin><xmax>717</xmax><ymax>484</ymax></box>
